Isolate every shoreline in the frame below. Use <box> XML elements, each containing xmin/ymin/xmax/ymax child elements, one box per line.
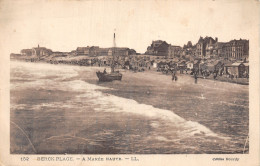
<box><xmin>10</xmin><ymin>58</ymin><xmax>249</xmax><ymax>85</ymax></box>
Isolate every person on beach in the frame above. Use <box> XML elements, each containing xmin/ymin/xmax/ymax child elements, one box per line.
<box><xmin>231</xmin><ymin>74</ymin><xmax>234</xmax><ymax>80</ymax></box>
<box><xmin>172</xmin><ymin>70</ymin><xmax>177</xmax><ymax>82</ymax></box>
<box><xmin>172</xmin><ymin>72</ymin><xmax>175</xmax><ymax>81</ymax></box>
<box><xmin>194</xmin><ymin>72</ymin><xmax>198</xmax><ymax>84</ymax></box>
<box><xmin>213</xmin><ymin>72</ymin><xmax>217</xmax><ymax>79</ymax></box>
<box><xmin>103</xmin><ymin>68</ymin><xmax>107</xmax><ymax>74</ymax></box>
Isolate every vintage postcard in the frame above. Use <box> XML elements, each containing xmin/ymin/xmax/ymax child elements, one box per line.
<box><xmin>0</xmin><ymin>0</ymin><xmax>259</xmax><ymax>165</ymax></box>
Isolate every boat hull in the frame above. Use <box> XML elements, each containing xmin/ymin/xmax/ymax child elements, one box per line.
<box><xmin>96</xmin><ymin>71</ymin><xmax>122</xmax><ymax>82</ymax></box>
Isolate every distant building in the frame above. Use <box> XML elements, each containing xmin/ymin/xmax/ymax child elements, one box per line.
<box><xmin>115</xmin><ymin>47</ymin><xmax>130</xmax><ymax>56</ymax></box>
<box><xmin>76</xmin><ymin>46</ymin><xmax>90</xmax><ymax>55</ymax></box>
<box><xmin>89</xmin><ymin>46</ymin><xmax>99</xmax><ymax>56</ymax></box>
<box><xmin>76</xmin><ymin>46</ymin><xmax>135</xmax><ymax>59</ymax></box>
<box><xmin>145</xmin><ymin>40</ymin><xmax>169</xmax><ymax>56</ymax></box>
<box><xmin>76</xmin><ymin>46</ymin><xmax>99</xmax><ymax>56</ymax></box>
<box><xmin>153</xmin><ymin>41</ymin><xmax>169</xmax><ymax>56</ymax></box>
<box><xmin>97</xmin><ymin>48</ymin><xmax>110</xmax><ymax>56</ymax></box>
<box><xmin>168</xmin><ymin>45</ymin><xmax>182</xmax><ymax>58</ymax></box>
<box><xmin>20</xmin><ymin>49</ymin><xmax>33</xmax><ymax>56</ymax></box>
<box><xmin>212</xmin><ymin>42</ymin><xmax>226</xmax><ymax>57</ymax></box>
<box><xmin>222</xmin><ymin>39</ymin><xmax>249</xmax><ymax>60</ymax></box>
<box><xmin>183</xmin><ymin>41</ymin><xmax>192</xmax><ymax>49</ymax></box>
<box><xmin>205</xmin><ymin>38</ymin><xmax>249</xmax><ymax>60</ymax></box>
<box><xmin>146</xmin><ymin>40</ymin><xmax>181</xmax><ymax>57</ymax></box>
<box><xmin>151</xmin><ymin>40</ymin><xmax>165</xmax><ymax>49</ymax></box>
<box><xmin>196</xmin><ymin>36</ymin><xmax>218</xmax><ymax>57</ymax></box>
<box><xmin>107</xmin><ymin>47</ymin><xmax>131</xmax><ymax>58</ymax></box>
<box><xmin>32</xmin><ymin>45</ymin><xmax>52</xmax><ymax>56</ymax></box>
<box><xmin>10</xmin><ymin>53</ymin><xmax>21</xmax><ymax>58</ymax></box>
<box><xmin>129</xmin><ymin>49</ymin><xmax>137</xmax><ymax>55</ymax></box>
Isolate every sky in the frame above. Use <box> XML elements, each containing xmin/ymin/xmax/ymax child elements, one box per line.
<box><xmin>0</xmin><ymin>0</ymin><xmax>258</xmax><ymax>54</ymax></box>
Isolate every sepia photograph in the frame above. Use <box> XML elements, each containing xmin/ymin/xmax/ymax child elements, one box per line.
<box><xmin>0</xmin><ymin>0</ymin><xmax>259</xmax><ymax>165</ymax></box>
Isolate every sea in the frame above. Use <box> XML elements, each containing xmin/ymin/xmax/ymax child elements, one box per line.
<box><xmin>10</xmin><ymin>61</ymin><xmax>249</xmax><ymax>154</ymax></box>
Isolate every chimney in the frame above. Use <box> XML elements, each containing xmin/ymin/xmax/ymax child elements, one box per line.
<box><xmin>215</xmin><ymin>37</ymin><xmax>218</xmax><ymax>42</ymax></box>
<box><xmin>38</xmin><ymin>44</ymin><xmax>39</xmax><ymax>48</ymax></box>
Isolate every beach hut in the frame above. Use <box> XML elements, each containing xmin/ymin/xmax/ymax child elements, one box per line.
<box><xmin>200</xmin><ymin>62</ymin><xmax>207</xmax><ymax>71</ymax></box>
<box><xmin>225</xmin><ymin>62</ymin><xmax>246</xmax><ymax>78</ymax></box>
<box><xmin>153</xmin><ymin>62</ymin><xmax>157</xmax><ymax>68</ymax></box>
<box><xmin>243</xmin><ymin>63</ymin><xmax>249</xmax><ymax>75</ymax></box>
<box><xmin>206</xmin><ymin>63</ymin><xmax>215</xmax><ymax>72</ymax></box>
<box><xmin>177</xmin><ymin>60</ymin><xmax>186</xmax><ymax>67</ymax></box>
<box><xmin>193</xmin><ymin>60</ymin><xmax>200</xmax><ymax>71</ymax></box>
<box><xmin>124</xmin><ymin>60</ymin><xmax>130</xmax><ymax>69</ymax></box>
<box><xmin>186</xmin><ymin>61</ymin><xmax>193</xmax><ymax>70</ymax></box>
<box><xmin>224</xmin><ymin>62</ymin><xmax>233</xmax><ymax>75</ymax></box>
<box><xmin>212</xmin><ymin>61</ymin><xmax>223</xmax><ymax>71</ymax></box>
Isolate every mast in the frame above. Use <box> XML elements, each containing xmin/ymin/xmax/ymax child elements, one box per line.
<box><xmin>112</xmin><ymin>33</ymin><xmax>116</xmax><ymax>73</ymax></box>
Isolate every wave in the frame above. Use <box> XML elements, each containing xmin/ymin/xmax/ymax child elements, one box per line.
<box><xmin>68</xmin><ymin>79</ymin><xmax>229</xmax><ymax>141</ymax></box>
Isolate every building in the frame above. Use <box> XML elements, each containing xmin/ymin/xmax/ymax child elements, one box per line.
<box><xmin>20</xmin><ymin>49</ymin><xmax>33</xmax><ymax>56</ymax></box>
<box><xmin>183</xmin><ymin>41</ymin><xmax>193</xmax><ymax>49</ymax></box>
<box><xmin>129</xmin><ymin>49</ymin><xmax>137</xmax><ymax>55</ymax></box>
<box><xmin>213</xmin><ymin>60</ymin><xmax>223</xmax><ymax>71</ymax></box>
<box><xmin>221</xmin><ymin>39</ymin><xmax>249</xmax><ymax>60</ymax></box>
<box><xmin>146</xmin><ymin>40</ymin><xmax>182</xmax><ymax>57</ymax></box>
<box><xmin>196</xmin><ymin>36</ymin><xmax>218</xmax><ymax>57</ymax></box>
<box><xmin>168</xmin><ymin>45</ymin><xmax>182</xmax><ymax>58</ymax></box>
<box><xmin>32</xmin><ymin>45</ymin><xmax>52</xmax><ymax>56</ymax></box>
<box><xmin>193</xmin><ymin>59</ymin><xmax>203</xmax><ymax>72</ymax></box>
<box><xmin>76</xmin><ymin>47</ymin><xmax>90</xmax><ymax>56</ymax></box>
<box><xmin>10</xmin><ymin>53</ymin><xmax>21</xmax><ymax>59</ymax></box>
<box><xmin>145</xmin><ymin>40</ymin><xmax>169</xmax><ymax>56</ymax></box>
<box><xmin>76</xmin><ymin>46</ymin><xmax>100</xmax><ymax>56</ymax></box>
<box><xmin>96</xmin><ymin>48</ymin><xmax>109</xmax><ymax>56</ymax></box>
<box><xmin>224</xmin><ymin>62</ymin><xmax>248</xmax><ymax>78</ymax></box>
<box><xmin>114</xmin><ymin>47</ymin><xmax>130</xmax><ymax>56</ymax></box>
<box><xmin>211</xmin><ymin>39</ymin><xmax>249</xmax><ymax>60</ymax></box>
<box><xmin>89</xmin><ymin>46</ymin><xmax>99</xmax><ymax>56</ymax></box>
<box><xmin>76</xmin><ymin>46</ymin><xmax>135</xmax><ymax>57</ymax></box>
<box><xmin>212</xmin><ymin>42</ymin><xmax>225</xmax><ymax>57</ymax></box>
<box><xmin>243</xmin><ymin>62</ymin><xmax>249</xmax><ymax>75</ymax></box>
<box><xmin>154</xmin><ymin>41</ymin><xmax>169</xmax><ymax>56</ymax></box>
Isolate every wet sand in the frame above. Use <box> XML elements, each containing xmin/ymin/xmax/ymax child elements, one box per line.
<box><xmin>82</xmin><ymin>67</ymin><xmax>249</xmax><ymax>152</ymax></box>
